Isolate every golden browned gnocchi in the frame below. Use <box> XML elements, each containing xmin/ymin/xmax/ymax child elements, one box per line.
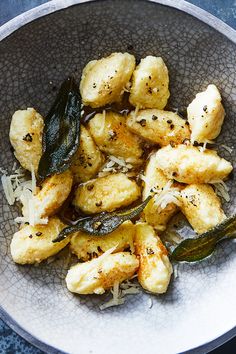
<box><xmin>142</xmin><ymin>153</ymin><xmax>179</xmax><ymax>231</ymax></box>
<box><xmin>129</xmin><ymin>56</ymin><xmax>170</xmax><ymax>109</ymax></box>
<box><xmin>66</xmin><ymin>252</ymin><xmax>139</xmax><ymax>295</ymax></box>
<box><xmin>180</xmin><ymin>184</ymin><xmax>226</xmax><ymax>234</ymax></box>
<box><xmin>70</xmin><ymin>125</ymin><xmax>104</xmax><ymax>183</ymax></box>
<box><xmin>80</xmin><ymin>52</ymin><xmax>135</xmax><ymax>108</ymax></box>
<box><xmin>88</xmin><ymin>111</ymin><xmax>143</xmax><ymax>164</ymax></box>
<box><xmin>142</xmin><ymin>154</ymin><xmax>169</xmax><ymax>200</ymax></box>
<box><xmin>70</xmin><ymin>221</ymin><xmax>135</xmax><ymax>261</ymax></box>
<box><xmin>10</xmin><ymin>217</ymin><xmax>68</xmax><ymax>264</ymax></box>
<box><xmin>135</xmin><ymin>223</ymin><xmax>173</xmax><ymax>294</ymax></box>
<box><xmin>9</xmin><ymin>108</ymin><xmax>44</xmax><ymax>172</ymax></box>
<box><xmin>23</xmin><ymin>170</ymin><xmax>73</xmax><ymax>220</ymax></box>
<box><xmin>73</xmin><ymin>173</ymin><xmax>141</xmax><ymax>214</ymax></box>
<box><xmin>126</xmin><ymin>109</ymin><xmax>190</xmax><ymax>146</ymax></box>
<box><xmin>187</xmin><ymin>84</ymin><xmax>225</xmax><ymax>143</ymax></box>
<box><xmin>155</xmin><ymin>144</ymin><xmax>233</xmax><ymax>184</ymax></box>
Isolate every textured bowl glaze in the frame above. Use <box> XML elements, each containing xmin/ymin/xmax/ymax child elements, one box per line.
<box><xmin>0</xmin><ymin>1</ymin><xmax>236</xmax><ymax>353</ymax></box>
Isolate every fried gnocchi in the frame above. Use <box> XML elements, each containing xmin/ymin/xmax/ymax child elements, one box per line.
<box><xmin>70</xmin><ymin>125</ymin><xmax>104</xmax><ymax>183</ymax></box>
<box><xmin>187</xmin><ymin>84</ymin><xmax>225</xmax><ymax>143</ymax></box>
<box><xmin>88</xmin><ymin>111</ymin><xmax>143</xmax><ymax>164</ymax></box>
<box><xmin>80</xmin><ymin>52</ymin><xmax>135</xmax><ymax>108</ymax></box>
<box><xmin>73</xmin><ymin>173</ymin><xmax>141</xmax><ymax>214</ymax></box>
<box><xmin>155</xmin><ymin>144</ymin><xmax>232</xmax><ymax>184</ymax></box>
<box><xmin>9</xmin><ymin>108</ymin><xmax>44</xmax><ymax>172</ymax></box>
<box><xmin>129</xmin><ymin>56</ymin><xmax>170</xmax><ymax>109</ymax></box>
<box><xmin>142</xmin><ymin>153</ymin><xmax>179</xmax><ymax>231</ymax></box>
<box><xmin>180</xmin><ymin>184</ymin><xmax>226</xmax><ymax>234</ymax></box>
<box><xmin>127</xmin><ymin>109</ymin><xmax>190</xmax><ymax>146</ymax></box>
<box><xmin>70</xmin><ymin>221</ymin><xmax>135</xmax><ymax>261</ymax></box>
<box><xmin>66</xmin><ymin>251</ymin><xmax>139</xmax><ymax>295</ymax></box>
<box><xmin>10</xmin><ymin>217</ymin><xmax>68</xmax><ymax>264</ymax></box>
<box><xmin>135</xmin><ymin>223</ymin><xmax>173</xmax><ymax>294</ymax></box>
<box><xmin>22</xmin><ymin>170</ymin><xmax>73</xmax><ymax>220</ymax></box>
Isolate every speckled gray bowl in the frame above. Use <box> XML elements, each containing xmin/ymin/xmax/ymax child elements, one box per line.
<box><xmin>0</xmin><ymin>1</ymin><xmax>236</xmax><ymax>353</ymax></box>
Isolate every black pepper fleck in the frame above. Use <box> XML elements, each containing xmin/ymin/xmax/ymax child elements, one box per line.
<box><xmin>152</xmin><ymin>115</ymin><xmax>158</xmax><ymax>120</ymax></box>
<box><xmin>108</xmin><ymin>130</ymin><xmax>117</xmax><ymax>141</ymax></box>
<box><xmin>87</xmin><ymin>184</ymin><xmax>94</xmax><ymax>191</ymax></box>
<box><xmin>146</xmin><ymin>248</ymin><xmax>154</xmax><ymax>255</ymax></box>
<box><xmin>170</xmin><ymin>124</ymin><xmax>175</xmax><ymax>130</ymax></box>
<box><xmin>23</xmin><ymin>133</ymin><xmax>33</xmax><ymax>142</ymax></box>
<box><xmin>29</xmin><ymin>234</ymin><xmax>33</xmax><ymax>239</ymax></box>
<box><xmin>167</xmin><ymin>119</ymin><xmax>172</xmax><ymax>124</ymax></box>
<box><xmin>36</xmin><ymin>232</ymin><xmax>42</xmax><ymax>236</ymax></box>
<box><xmin>138</xmin><ymin>119</ymin><xmax>146</xmax><ymax>127</ymax></box>
<box><xmin>203</xmin><ymin>105</ymin><xmax>208</xmax><ymax>112</ymax></box>
<box><xmin>95</xmin><ymin>201</ymin><xmax>102</xmax><ymax>207</ymax></box>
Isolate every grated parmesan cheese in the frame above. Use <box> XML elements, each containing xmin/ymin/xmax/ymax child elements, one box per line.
<box><xmin>139</xmin><ymin>173</ymin><xmax>148</xmax><ymax>184</ymax></box>
<box><xmin>153</xmin><ymin>180</ymin><xmax>181</xmax><ymax>210</ymax></box>
<box><xmin>98</xmin><ymin>155</ymin><xmax>134</xmax><ymax>177</ymax></box>
<box><xmin>220</xmin><ymin>144</ymin><xmax>233</xmax><ymax>153</ymax></box>
<box><xmin>1</xmin><ymin>165</ymin><xmax>27</xmax><ymax>205</ymax></box>
<box><xmin>148</xmin><ymin>297</ymin><xmax>153</xmax><ymax>309</ymax></box>
<box><xmin>173</xmin><ymin>264</ymin><xmax>179</xmax><ymax>279</ymax></box>
<box><xmin>97</xmin><ymin>110</ymin><xmax>106</xmax><ymax>135</ymax></box>
<box><xmin>199</xmin><ymin>141</ymin><xmax>208</xmax><ymax>153</ymax></box>
<box><xmin>99</xmin><ymin>278</ymin><xmax>140</xmax><ymax>310</ymax></box>
<box><xmin>1</xmin><ymin>164</ymin><xmax>48</xmax><ymax>226</ymax></box>
<box><xmin>129</xmin><ymin>104</ymin><xmax>140</xmax><ymax>120</ymax></box>
<box><xmin>212</xmin><ymin>180</ymin><xmax>230</xmax><ymax>202</ymax></box>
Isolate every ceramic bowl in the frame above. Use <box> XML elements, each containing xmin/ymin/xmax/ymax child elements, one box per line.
<box><xmin>0</xmin><ymin>1</ymin><xmax>236</xmax><ymax>353</ymax></box>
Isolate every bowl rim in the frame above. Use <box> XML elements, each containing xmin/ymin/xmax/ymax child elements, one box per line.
<box><xmin>0</xmin><ymin>0</ymin><xmax>235</xmax><ymax>42</ymax></box>
<box><xmin>0</xmin><ymin>1</ymin><xmax>236</xmax><ymax>353</ymax></box>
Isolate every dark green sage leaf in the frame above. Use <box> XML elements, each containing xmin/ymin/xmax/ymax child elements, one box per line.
<box><xmin>38</xmin><ymin>77</ymin><xmax>81</xmax><ymax>180</ymax></box>
<box><xmin>53</xmin><ymin>196</ymin><xmax>151</xmax><ymax>243</ymax></box>
<box><xmin>171</xmin><ymin>214</ymin><xmax>236</xmax><ymax>262</ymax></box>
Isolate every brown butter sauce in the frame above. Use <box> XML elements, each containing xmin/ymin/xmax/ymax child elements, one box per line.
<box><xmin>81</xmin><ymin>92</ymin><xmax>134</xmax><ymax>125</ymax></box>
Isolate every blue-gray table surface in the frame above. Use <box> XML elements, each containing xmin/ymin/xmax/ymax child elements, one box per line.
<box><xmin>0</xmin><ymin>0</ymin><xmax>235</xmax><ymax>353</ymax></box>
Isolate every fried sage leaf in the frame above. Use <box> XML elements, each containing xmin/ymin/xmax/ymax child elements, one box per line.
<box><xmin>53</xmin><ymin>196</ymin><xmax>151</xmax><ymax>243</ymax></box>
<box><xmin>171</xmin><ymin>214</ymin><xmax>236</xmax><ymax>262</ymax></box>
<box><xmin>38</xmin><ymin>77</ymin><xmax>81</xmax><ymax>180</ymax></box>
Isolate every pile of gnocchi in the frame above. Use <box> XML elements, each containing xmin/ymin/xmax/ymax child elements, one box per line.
<box><xmin>6</xmin><ymin>52</ymin><xmax>233</xmax><ymax>302</ymax></box>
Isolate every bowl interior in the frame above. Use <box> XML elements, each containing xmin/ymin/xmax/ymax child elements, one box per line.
<box><xmin>0</xmin><ymin>1</ymin><xmax>236</xmax><ymax>353</ymax></box>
